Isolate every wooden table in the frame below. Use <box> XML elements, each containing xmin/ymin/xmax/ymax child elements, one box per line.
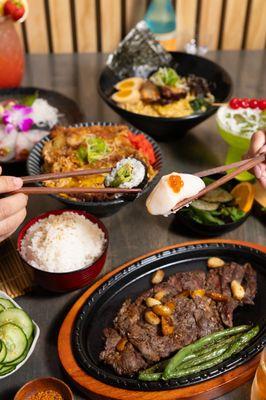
<box><xmin>1</xmin><ymin>51</ymin><xmax>265</xmax><ymax>399</ymax></box>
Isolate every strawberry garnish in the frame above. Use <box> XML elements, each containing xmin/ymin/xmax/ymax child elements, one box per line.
<box><xmin>3</xmin><ymin>0</ymin><xmax>25</xmax><ymax>22</ymax></box>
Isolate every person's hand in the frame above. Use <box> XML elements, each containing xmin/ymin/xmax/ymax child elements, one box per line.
<box><xmin>246</xmin><ymin>130</ymin><xmax>266</xmax><ymax>188</ymax></box>
<box><xmin>0</xmin><ymin>167</ymin><xmax>28</xmax><ymax>243</ymax></box>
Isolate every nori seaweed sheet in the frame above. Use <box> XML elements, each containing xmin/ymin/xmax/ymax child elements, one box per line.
<box><xmin>106</xmin><ymin>21</ymin><xmax>173</xmax><ymax>79</ymax></box>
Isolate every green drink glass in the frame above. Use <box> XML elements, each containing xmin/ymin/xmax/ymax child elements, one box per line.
<box><xmin>216</xmin><ymin>106</ymin><xmax>266</xmax><ymax>181</ymax></box>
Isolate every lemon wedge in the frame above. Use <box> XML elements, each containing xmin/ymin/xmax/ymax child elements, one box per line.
<box><xmin>115</xmin><ymin>77</ymin><xmax>144</xmax><ymax>91</ymax></box>
<box><xmin>112</xmin><ymin>89</ymin><xmax>140</xmax><ymax>104</ymax></box>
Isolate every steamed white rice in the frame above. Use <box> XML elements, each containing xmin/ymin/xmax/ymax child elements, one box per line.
<box><xmin>20</xmin><ymin>212</ymin><xmax>106</xmax><ymax>273</ymax></box>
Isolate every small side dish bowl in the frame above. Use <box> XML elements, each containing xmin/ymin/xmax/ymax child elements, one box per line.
<box><xmin>17</xmin><ymin>209</ymin><xmax>109</xmax><ymax>292</ymax></box>
<box><xmin>0</xmin><ymin>291</ymin><xmax>40</xmax><ymax>379</ymax></box>
<box><xmin>27</xmin><ymin>122</ymin><xmax>163</xmax><ymax>218</ymax></box>
<box><xmin>98</xmin><ymin>52</ymin><xmax>232</xmax><ymax>141</ymax></box>
<box><xmin>176</xmin><ymin>210</ymin><xmax>250</xmax><ymax>237</ymax></box>
<box><xmin>14</xmin><ymin>376</ymin><xmax>73</xmax><ymax>400</ymax></box>
<box><xmin>175</xmin><ymin>175</ymin><xmax>251</xmax><ymax>237</ymax></box>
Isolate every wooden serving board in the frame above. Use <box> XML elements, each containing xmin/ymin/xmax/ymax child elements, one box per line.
<box><xmin>58</xmin><ymin>239</ymin><xmax>266</xmax><ymax>400</ymax></box>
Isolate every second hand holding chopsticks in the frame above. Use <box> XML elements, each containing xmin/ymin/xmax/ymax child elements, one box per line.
<box><xmin>172</xmin><ymin>154</ymin><xmax>265</xmax><ymax>212</ymax></box>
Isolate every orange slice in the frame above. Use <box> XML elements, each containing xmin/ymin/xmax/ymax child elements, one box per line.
<box><xmin>231</xmin><ymin>182</ymin><xmax>255</xmax><ymax>212</ymax></box>
<box><xmin>111</xmin><ymin>89</ymin><xmax>140</xmax><ymax>105</ymax></box>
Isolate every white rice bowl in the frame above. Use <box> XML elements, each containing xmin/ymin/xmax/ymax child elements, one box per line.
<box><xmin>20</xmin><ymin>212</ymin><xmax>106</xmax><ymax>273</ymax></box>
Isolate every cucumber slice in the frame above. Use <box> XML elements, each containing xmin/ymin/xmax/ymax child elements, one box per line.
<box><xmin>0</xmin><ymin>308</ymin><xmax>33</xmax><ymax>339</ymax></box>
<box><xmin>202</xmin><ymin>188</ymin><xmax>233</xmax><ymax>203</ymax></box>
<box><xmin>4</xmin><ymin>333</ymin><xmax>34</xmax><ymax>366</ymax></box>
<box><xmin>0</xmin><ymin>305</ymin><xmax>4</xmax><ymax>313</ymax></box>
<box><xmin>191</xmin><ymin>200</ymin><xmax>220</xmax><ymax>211</ymax></box>
<box><xmin>0</xmin><ymin>299</ymin><xmax>15</xmax><ymax>310</ymax></box>
<box><xmin>0</xmin><ymin>340</ymin><xmax>7</xmax><ymax>363</ymax></box>
<box><xmin>0</xmin><ymin>323</ymin><xmax>27</xmax><ymax>363</ymax></box>
<box><xmin>0</xmin><ymin>365</ymin><xmax>16</xmax><ymax>376</ymax></box>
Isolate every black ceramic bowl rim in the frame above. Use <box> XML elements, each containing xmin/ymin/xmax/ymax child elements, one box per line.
<box><xmin>98</xmin><ymin>52</ymin><xmax>233</xmax><ymax>122</ymax></box>
<box><xmin>176</xmin><ymin>209</ymin><xmax>250</xmax><ymax>236</ymax></box>
<box><xmin>27</xmin><ymin>122</ymin><xmax>163</xmax><ymax>208</ymax></box>
<box><xmin>17</xmin><ymin>209</ymin><xmax>109</xmax><ymax>275</ymax></box>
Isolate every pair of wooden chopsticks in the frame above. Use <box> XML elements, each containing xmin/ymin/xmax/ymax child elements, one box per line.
<box><xmin>9</xmin><ymin>154</ymin><xmax>264</xmax><ymax>197</ymax></box>
<box><xmin>172</xmin><ymin>154</ymin><xmax>265</xmax><ymax>212</ymax></box>
<box><xmin>14</xmin><ymin>167</ymin><xmax>141</xmax><ymax>195</ymax></box>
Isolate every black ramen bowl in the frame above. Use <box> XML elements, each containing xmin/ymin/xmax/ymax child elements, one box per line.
<box><xmin>27</xmin><ymin>122</ymin><xmax>163</xmax><ymax>218</ymax></box>
<box><xmin>98</xmin><ymin>52</ymin><xmax>232</xmax><ymax>141</ymax></box>
<box><xmin>175</xmin><ymin>174</ymin><xmax>250</xmax><ymax>237</ymax></box>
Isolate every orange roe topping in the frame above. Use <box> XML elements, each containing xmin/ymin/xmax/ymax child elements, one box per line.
<box><xmin>168</xmin><ymin>175</ymin><xmax>184</xmax><ymax>193</ymax></box>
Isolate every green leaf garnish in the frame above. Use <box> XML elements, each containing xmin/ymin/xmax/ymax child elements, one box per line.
<box><xmin>150</xmin><ymin>67</ymin><xmax>181</xmax><ymax>87</ymax></box>
<box><xmin>76</xmin><ymin>146</ymin><xmax>87</xmax><ymax>164</ymax></box>
<box><xmin>76</xmin><ymin>136</ymin><xmax>109</xmax><ymax>164</ymax></box>
<box><xmin>190</xmin><ymin>98</ymin><xmax>211</xmax><ymax>112</ymax></box>
<box><xmin>86</xmin><ymin>136</ymin><xmax>109</xmax><ymax>162</ymax></box>
<box><xmin>203</xmin><ymin>177</ymin><xmax>215</xmax><ymax>186</ymax></box>
<box><xmin>21</xmin><ymin>91</ymin><xmax>39</xmax><ymax>106</ymax></box>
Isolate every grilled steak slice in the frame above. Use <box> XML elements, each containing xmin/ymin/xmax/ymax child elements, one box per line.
<box><xmin>100</xmin><ymin>328</ymin><xmax>147</xmax><ymax>375</ymax></box>
<box><xmin>218</xmin><ymin>262</ymin><xmax>257</xmax><ymax>326</ymax></box>
<box><xmin>158</xmin><ymin>270</ymin><xmax>205</xmax><ymax>295</ymax></box>
<box><xmin>114</xmin><ymin>299</ymin><xmax>143</xmax><ymax>336</ymax></box>
<box><xmin>242</xmin><ymin>263</ymin><xmax>257</xmax><ymax>304</ymax></box>
<box><xmin>179</xmin><ymin>271</ymin><xmax>206</xmax><ymax>291</ymax></box>
<box><xmin>125</xmin><ymin>296</ymin><xmax>198</xmax><ymax>363</ymax></box>
<box><xmin>193</xmin><ymin>295</ymin><xmax>223</xmax><ymax>337</ymax></box>
<box><xmin>100</xmin><ymin>263</ymin><xmax>257</xmax><ymax>375</ymax></box>
<box><xmin>205</xmin><ymin>269</ymin><xmax>222</xmax><ymax>292</ymax></box>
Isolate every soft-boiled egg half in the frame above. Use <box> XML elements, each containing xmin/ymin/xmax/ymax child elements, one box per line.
<box><xmin>146</xmin><ymin>172</ymin><xmax>205</xmax><ymax>216</ymax></box>
<box><xmin>111</xmin><ymin>89</ymin><xmax>140</xmax><ymax>104</ymax></box>
<box><xmin>115</xmin><ymin>77</ymin><xmax>144</xmax><ymax>91</ymax></box>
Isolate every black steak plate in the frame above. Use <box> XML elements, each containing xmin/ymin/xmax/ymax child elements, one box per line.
<box><xmin>72</xmin><ymin>242</ymin><xmax>266</xmax><ymax>391</ymax></box>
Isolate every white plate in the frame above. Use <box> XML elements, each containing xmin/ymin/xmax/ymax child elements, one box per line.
<box><xmin>0</xmin><ymin>290</ymin><xmax>40</xmax><ymax>379</ymax></box>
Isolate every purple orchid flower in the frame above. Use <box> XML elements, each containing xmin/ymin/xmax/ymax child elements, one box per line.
<box><xmin>2</xmin><ymin>104</ymin><xmax>33</xmax><ymax>134</ymax></box>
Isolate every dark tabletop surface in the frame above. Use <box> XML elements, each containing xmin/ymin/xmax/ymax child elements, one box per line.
<box><xmin>1</xmin><ymin>50</ymin><xmax>265</xmax><ymax>399</ymax></box>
